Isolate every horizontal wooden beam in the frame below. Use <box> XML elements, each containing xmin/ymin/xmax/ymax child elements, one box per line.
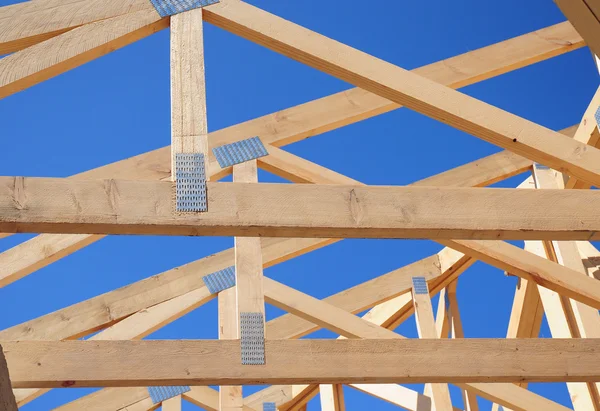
<box><xmin>3</xmin><ymin>339</ymin><xmax>600</xmax><ymax>387</ymax></box>
<box><xmin>2</xmin><ymin>178</ymin><xmax>600</xmax><ymax>240</ymax></box>
<box><xmin>203</xmin><ymin>1</ymin><xmax>600</xmax><ymax>187</ymax></box>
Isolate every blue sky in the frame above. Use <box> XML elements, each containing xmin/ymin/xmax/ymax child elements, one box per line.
<box><xmin>0</xmin><ymin>0</ymin><xmax>598</xmax><ymax>409</ymax></box>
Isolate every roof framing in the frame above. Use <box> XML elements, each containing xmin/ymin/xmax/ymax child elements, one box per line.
<box><xmin>1</xmin><ymin>0</ymin><xmax>599</xmax><ymax>409</ymax></box>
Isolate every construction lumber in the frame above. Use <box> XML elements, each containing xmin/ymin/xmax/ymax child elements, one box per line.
<box><xmin>320</xmin><ymin>384</ymin><xmax>345</xmax><ymax>411</ymax></box>
<box><xmin>0</xmin><ymin>0</ymin><xmax>155</xmax><ymax>55</ymax></box>
<box><xmin>0</xmin><ymin>16</ymin><xmax>582</xmax><ymax>287</ymax></box>
<box><xmin>411</xmin><ymin>280</ymin><xmax>453</xmax><ymax>411</ymax></box>
<box><xmin>170</xmin><ymin>7</ymin><xmax>209</xmax><ymax>176</ymax></box>
<box><xmin>555</xmin><ymin>0</ymin><xmax>600</xmax><ymax>59</ymax></box>
<box><xmin>3</xmin><ymin>339</ymin><xmax>600</xmax><ymax>387</ymax></box>
<box><xmin>203</xmin><ymin>1</ymin><xmax>600</xmax><ymax>187</ymax></box>
<box><xmin>54</xmin><ymin>387</ymin><xmax>153</xmax><ymax>411</ymax></box>
<box><xmin>0</xmin><ymin>344</ymin><xmax>17</xmax><ymax>411</ymax></box>
<box><xmin>219</xmin><ymin>287</ymin><xmax>243</xmax><ymax>411</ymax></box>
<box><xmin>163</xmin><ymin>396</ymin><xmax>182</xmax><ymax>411</ymax></box>
<box><xmin>4</xmin><ymin>178</ymin><xmax>600</xmax><ymax>240</ymax></box>
<box><xmin>0</xmin><ymin>9</ymin><xmax>167</xmax><ymax>99</ymax></box>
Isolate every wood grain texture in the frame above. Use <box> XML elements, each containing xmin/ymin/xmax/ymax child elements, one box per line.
<box><xmin>171</xmin><ymin>8</ymin><xmax>209</xmax><ymax>177</ymax></box>
<box><xmin>219</xmin><ymin>287</ymin><xmax>243</xmax><ymax>411</ymax></box>
<box><xmin>0</xmin><ymin>20</ymin><xmax>581</xmax><ymax>287</ymax></box>
<box><xmin>53</xmin><ymin>387</ymin><xmax>152</xmax><ymax>411</ymax></box>
<box><xmin>3</xmin><ymin>339</ymin><xmax>600</xmax><ymax>387</ymax></box>
<box><xmin>319</xmin><ymin>384</ymin><xmax>345</xmax><ymax>411</ymax></box>
<box><xmin>0</xmin><ymin>237</ymin><xmax>327</xmax><ymax>341</ymax></box>
<box><xmin>0</xmin><ymin>9</ymin><xmax>167</xmax><ymax>99</ymax></box>
<box><xmin>555</xmin><ymin>0</ymin><xmax>600</xmax><ymax>58</ymax></box>
<box><xmin>411</xmin><ymin>281</ymin><xmax>453</xmax><ymax>411</ymax></box>
<box><xmin>3</xmin><ymin>178</ymin><xmax>600</xmax><ymax>240</ymax></box>
<box><xmin>204</xmin><ymin>2</ymin><xmax>600</xmax><ymax>187</ymax></box>
<box><xmin>0</xmin><ymin>0</ymin><xmax>154</xmax><ymax>54</ymax></box>
<box><xmin>0</xmin><ymin>344</ymin><xmax>17</xmax><ymax>411</ymax></box>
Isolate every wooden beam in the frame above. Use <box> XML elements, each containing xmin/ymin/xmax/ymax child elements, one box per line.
<box><xmin>0</xmin><ymin>344</ymin><xmax>17</xmax><ymax>411</ymax></box>
<box><xmin>203</xmin><ymin>1</ymin><xmax>600</xmax><ymax>187</ymax></box>
<box><xmin>54</xmin><ymin>387</ymin><xmax>155</xmax><ymax>411</ymax></box>
<box><xmin>0</xmin><ymin>9</ymin><xmax>167</xmax><ymax>100</ymax></box>
<box><xmin>524</xmin><ymin>240</ymin><xmax>600</xmax><ymax>410</ymax></box>
<box><xmin>170</xmin><ymin>7</ymin><xmax>209</xmax><ymax>178</ymax></box>
<box><xmin>4</xmin><ymin>178</ymin><xmax>600</xmax><ymax>240</ymax></box>
<box><xmin>3</xmin><ymin>339</ymin><xmax>600</xmax><ymax>387</ymax></box>
<box><xmin>233</xmin><ymin>160</ymin><xmax>266</xmax><ymax>363</ymax></box>
<box><xmin>219</xmin><ymin>287</ymin><xmax>243</xmax><ymax>411</ymax></box>
<box><xmin>0</xmin><ymin>18</ymin><xmax>582</xmax><ymax>286</ymax></box>
<box><xmin>349</xmin><ymin>384</ymin><xmax>437</xmax><ymax>411</ymax></box>
<box><xmin>555</xmin><ymin>0</ymin><xmax>600</xmax><ymax>59</ymax></box>
<box><xmin>446</xmin><ymin>282</ymin><xmax>479</xmax><ymax>411</ymax></box>
<box><xmin>163</xmin><ymin>395</ymin><xmax>182</xmax><ymax>411</ymax></box>
<box><xmin>0</xmin><ymin>0</ymin><xmax>155</xmax><ymax>55</ymax></box>
<box><xmin>320</xmin><ymin>384</ymin><xmax>345</xmax><ymax>411</ymax></box>
<box><xmin>243</xmin><ymin>386</ymin><xmax>292</xmax><ymax>410</ymax></box>
<box><xmin>411</xmin><ymin>279</ymin><xmax>453</xmax><ymax>411</ymax></box>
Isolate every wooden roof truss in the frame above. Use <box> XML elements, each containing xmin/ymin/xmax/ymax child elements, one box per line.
<box><xmin>1</xmin><ymin>0</ymin><xmax>600</xmax><ymax>409</ymax></box>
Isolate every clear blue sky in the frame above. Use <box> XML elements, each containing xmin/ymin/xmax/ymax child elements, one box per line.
<box><xmin>0</xmin><ymin>0</ymin><xmax>598</xmax><ymax>409</ymax></box>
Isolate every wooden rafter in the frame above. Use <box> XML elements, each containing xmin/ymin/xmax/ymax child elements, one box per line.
<box><xmin>1</xmin><ymin>0</ymin><xmax>600</xmax><ymax>409</ymax></box>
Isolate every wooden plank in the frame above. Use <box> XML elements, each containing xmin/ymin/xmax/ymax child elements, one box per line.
<box><xmin>0</xmin><ymin>0</ymin><xmax>155</xmax><ymax>55</ymax></box>
<box><xmin>243</xmin><ymin>385</ymin><xmax>292</xmax><ymax>410</ymax></box>
<box><xmin>0</xmin><ymin>344</ymin><xmax>17</xmax><ymax>411</ymax></box>
<box><xmin>441</xmin><ymin>239</ymin><xmax>600</xmax><ymax>310</ymax></box>
<box><xmin>349</xmin><ymin>384</ymin><xmax>436</xmax><ymax>411</ymax></box>
<box><xmin>233</xmin><ymin>160</ymin><xmax>266</xmax><ymax>351</ymax></box>
<box><xmin>0</xmin><ymin>9</ymin><xmax>167</xmax><ymax>100</ymax></box>
<box><xmin>446</xmin><ymin>282</ymin><xmax>479</xmax><ymax>411</ymax></box>
<box><xmin>5</xmin><ymin>178</ymin><xmax>600</xmax><ymax>240</ymax></box>
<box><xmin>203</xmin><ymin>1</ymin><xmax>600</xmax><ymax>187</ymax></box>
<box><xmin>411</xmin><ymin>279</ymin><xmax>453</xmax><ymax>411</ymax></box>
<box><xmin>163</xmin><ymin>395</ymin><xmax>182</xmax><ymax>411</ymax></box>
<box><xmin>219</xmin><ymin>287</ymin><xmax>243</xmax><ymax>411</ymax></box>
<box><xmin>320</xmin><ymin>384</ymin><xmax>345</xmax><ymax>411</ymax></box>
<box><xmin>4</xmin><ymin>339</ymin><xmax>600</xmax><ymax>387</ymax></box>
<box><xmin>523</xmin><ymin>240</ymin><xmax>600</xmax><ymax>411</ymax></box>
<box><xmin>0</xmin><ymin>18</ymin><xmax>582</xmax><ymax>285</ymax></box>
<box><xmin>555</xmin><ymin>0</ymin><xmax>600</xmax><ymax>59</ymax></box>
<box><xmin>54</xmin><ymin>387</ymin><xmax>152</xmax><ymax>411</ymax></box>
<box><xmin>170</xmin><ymin>7</ymin><xmax>209</xmax><ymax>178</ymax></box>
<box><xmin>183</xmin><ymin>386</ymin><xmax>219</xmax><ymax>411</ymax></box>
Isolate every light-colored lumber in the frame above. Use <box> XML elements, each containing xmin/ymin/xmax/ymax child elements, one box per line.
<box><xmin>435</xmin><ymin>288</ymin><xmax>450</xmax><ymax>339</ymax></box>
<box><xmin>0</xmin><ymin>344</ymin><xmax>17</xmax><ymax>411</ymax></box>
<box><xmin>163</xmin><ymin>395</ymin><xmax>182</xmax><ymax>411</ymax></box>
<box><xmin>0</xmin><ymin>9</ymin><xmax>167</xmax><ymax>100</ymax></box>
<box><xmin>243</xmin><ymin>385</ymin><xmax>292</xmax><ymax>410</ymax></box>
<box><xmin>53</xmin><ymin>387</ymin><xmax>152</xmax><ymax>411</ymax></box>
<box><xmin>183</xmin><ymin>386</ymin><xmax>219</xmax><ymax>411</ymax></box>
<box><xmin>5</xmin><ymin>178</ymin><xmax>600</xmax><ymax>240</ymax></box>
<box><xmin>441</xmin><ymin>239</ymin><xmax>600</xmax><ymax>310</ymax></box>
<box><xmin>349</xmin><ymin>384</ymin><xmax>436</xmax><ymax>411</ymax></box>
<box><xmin>0</xmin><ymin>0</ymin><xmax>155</xmax><ymax>54</ymax></box>
<box><xmin>411</xmin><ymin>279</ymin><xmax>453</xmax><ymax>411</ymax></box>
<box><xmin>523</xmin><ymin>240</ymin><xmax>600</xmax><ymax>410</ymax></box>
<box><xmin>15</xmin><ymin>281</ymin><xmax>214</xmax><ymax>406</ymax></box>
<box><xmin>170</xmin><ymin>7</ymin><xmax>209</xmax><ymax>178</ymax></box>
<box><xmin>564</xmin><ymin>85</ymin><xmax>600</xmax><ymax>189</ymax></box>
<box><xmin>320</xmin><ymin>384</ymin><xmax>345</xmax><ymax>411</ymax></box>
<box><xmin>4</xmin><ymin>339</ymin><xmax>600</xmax><ymax>387</ymax></box>
<box><xmin>446</xmin><ymin>282</ymin><xmax>479</xmax><ymax>411</ymax></box>
<box><xmin>203</xmin><ymin>1</ymin><xmax>600</xmax><ymax>187</ymax></box>
<box><xmin>0</xmin><ymin>237</ymin><xmax>328</xmax><ymax>341</ymax></box>
<box><xmin>0</xmin><ymin>22</ymin><xmax>582</xmax><ymax>287</ymax></box>
<box><xmin>233</xmin><ymin>160</ymin><xmax>266</xmax><ymax>340</ymax></box>
<box><xmin>555</xmin><ymin>0</ymin><xmax>600</xmax><ymax>59</ymax></box>
<box><xmin>219</xmin><ymin>287</ymin><xmax>243</xmax><ymax>411</ymax></box>
<box><xmin>504</xmin><ymin>277</ymin><xmax>543</xmax><ymax>340</ymax></box>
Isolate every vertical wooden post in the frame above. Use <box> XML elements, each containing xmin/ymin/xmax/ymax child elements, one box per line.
<box><xmin>162</xmin><ymin>395</ymin><xmax>182</xmax><ymax>411</ymax></box>
<box><xmin>219</xmin><ymin>287</ymin><xmax>243</xmax><ymax>410</ymax></box>
<box><xmin>0</xmin><ymin>344</ymin><xmax>18</xmax><ymax>411</ymax></box>
<box><xmin>171</xmin><ymin>7</ymin><xmax>209</xmax><ymax>180</ymax></box>
<box><xmin>234</xmin><ymin>160</ymin><xmax>267</xmax><ymax>343</ymax></box>
<box><xmin>320</xmin><ymin>384</ymin><xmax>345</xmax><ymax>411</ymax></box>
<box><xmin>411</xmin><ymin>277</ymin><xmax>453</xmax><ymax>411</ymax></box>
